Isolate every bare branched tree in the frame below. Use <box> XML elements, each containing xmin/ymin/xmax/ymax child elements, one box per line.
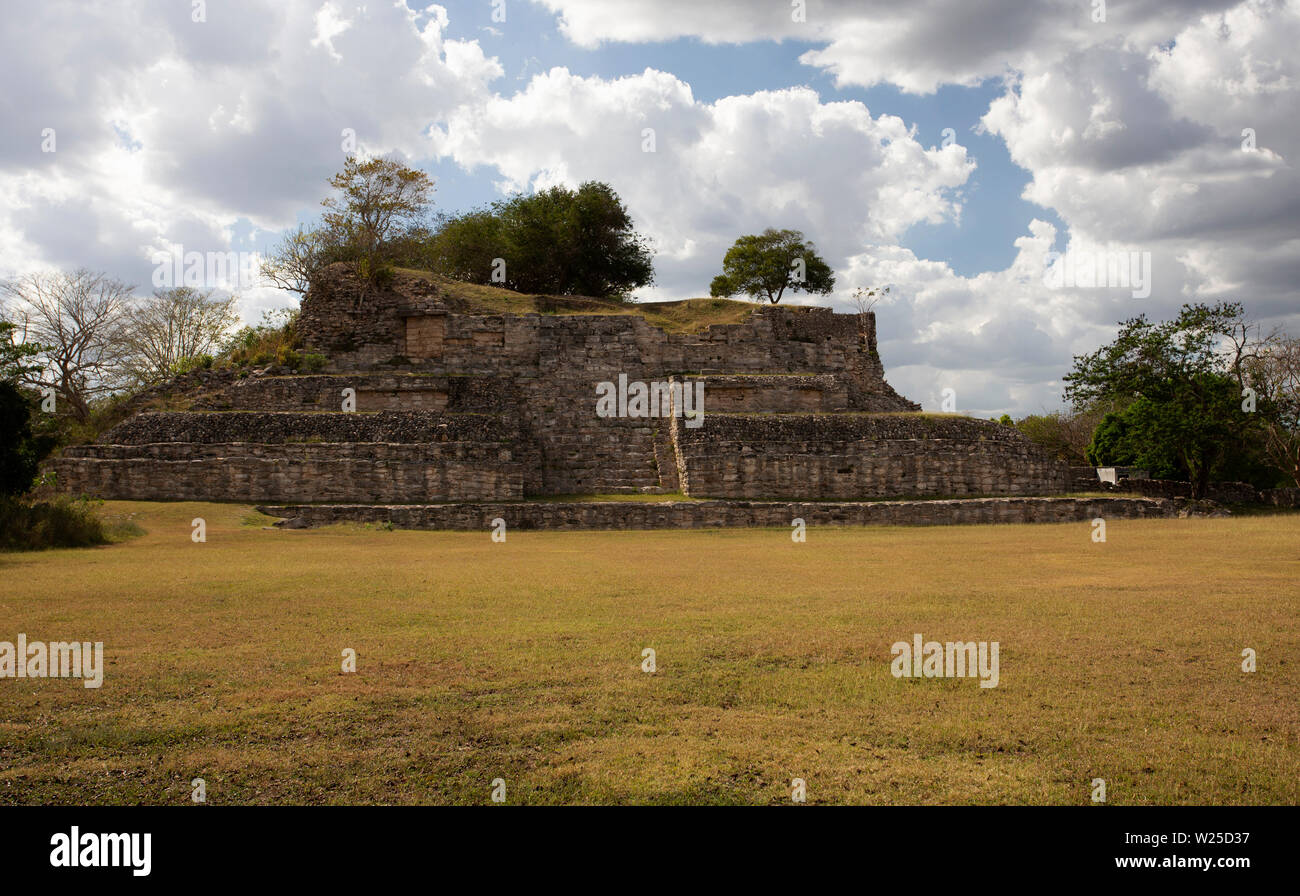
<box><xmin>260</xmin><ymin>224</ymin><xmax>331</xmax><ymax>296</ymax></box>
<box><xmin>0</xmin><ymin>269</ymin><xmax>133</xmax><ymax>422</ymax></box>
<box><xmin>1245</xmin><ymin>332</ymin><xmax>1300</xmax><ymax>487</ymax></box>
<box><xmin>119</xmin><ymin>287</ymin><xmax>241</xmax><ymax>386</ymax></box>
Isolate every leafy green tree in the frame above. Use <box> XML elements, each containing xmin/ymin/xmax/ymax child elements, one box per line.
<box><xmin>430</xmin><ymin>209</ymin><xmax>506</xmax><ymax>285</ymax></box>
<box><xmin>321</xmin><ymin>156</ymin><xmax>435</xmax><ymax>265</ymax></box>
<box><xmin>1086</xmin><ymin>398</ymin><xmax>1185</xmax><ymax>480</ymax></box>
<box><xmin>0</xmin><ymin>383</ymin><xmax>50</xmax><ymax>497</ymax></box>
<box><xmin>430</xmin><ymin>182</ymin><xmax>654</xmax><ymax>300</ymax></box>
<box><xmin>709</xmin><ymin>228</ymin><xmax>835</xmax><ymax>304</ymax></box>
<box><xmin>1086</xmin><ymin>409</ymin><xmax>1134</xmax><ymax>467</ymax></box>
<box><xmin>0</xmin><ymin>319</ymin><xmax>55</xmax><ymax>497</ymax></box>
<box><xmin>0</xmin><ymin>319</ymin><xmax>41</xmax><ymax>382</ymax></box>
<box><xmin>1065</xmin><ymin>302</ymin><xmax>1267</xmax><ymax>496</ymax></box>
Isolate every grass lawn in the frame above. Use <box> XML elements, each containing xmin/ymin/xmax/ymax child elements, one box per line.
<box><xmin>1</xmin><ymin>501</ymin><xmax>1297</xmax><ymax>805</ymax></box>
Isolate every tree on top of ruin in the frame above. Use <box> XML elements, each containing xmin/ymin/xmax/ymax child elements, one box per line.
<box><xmin>429</xmin><ymin>181</ymin><xmax>655</xmax><ymax>301</ymax></box>
<box><xmin>709</xmin><ymin>229</ymin><xmax>835</xmax><ymax>304</ymax></box>
<box><xmin>321</xmin><ymin>156</ymin><xmax>435</xmax><ymax>265</ymax></box>
<box><xmin>261</xmin><ymin>156</ymin><xmax>435</xmax><ymax>295</ymax></box>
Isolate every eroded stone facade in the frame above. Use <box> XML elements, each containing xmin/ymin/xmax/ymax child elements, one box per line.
<box><xmin>257</xmin><ymin>496</ymin><xmax>1173</xmax><ymax>531</ymax></box>
<box><xmin>52</xmin><ymin>267</ymin><xmax>1073</xmax><ymax>511</ymax></box>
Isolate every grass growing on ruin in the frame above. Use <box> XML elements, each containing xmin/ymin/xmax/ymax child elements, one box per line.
<box><xmin>397</xmin><ymin>268</ymin><xmax>760</xmax><ymax>333</ymax></box>
<box><xmin>2</xmin><ymin>501</ymin><xmax>1297</xmax><ymax>806</ymax></box>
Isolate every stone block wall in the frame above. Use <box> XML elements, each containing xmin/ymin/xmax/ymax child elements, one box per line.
<box><xmin>1112</xmin><ymin>479</ymin><xmax>1264</xmax><ymax>503</ymax></box>
<box><xmin>99</xmin><ymin>410</ymin><xmax>522</xmax><ymax>445</ymax></box>
<box><xmin>691</xmin><ymin>374</ymin><xmax>848</xmax><ymax>413</ymax></box>
<box><xmin>288</xmin><ymin>267</ymin><xmax>928</xmax><ymax>498</ymax></box>
<box><xmin>56</xmin><ymin>442</ymin><xmax>524</xmax><ymax>503</ymax></box>
<box><xmin>1263</xmin><ymin>487</ymin><xmax>1300</xmax><ymax>507</ymax></box>
<box><xmin>55</xmin><ymin>268</ymin><xmax>1079</xmax><ymax>511</ymax></box>
<box><xmin>52</xmin><ymin>411</ymin><xmax>532</xmax><ymax>503</ymax></box>
<box><xmin>190</xmin><ymin>374</ymin><xmax>518</xmax><ymax>415</ymax></box>
<box><xmin>300</xmin><ymin>267</ymin><xmax>917</xmax><ymax>409</ymax></box>
<box><xmin>672</xmin><ymin>414</ymin><xmax>1070</xmax><ymax>499</ymax></box>
<box><xmin>385</xmin><ymin>309</ymin><xmax>921</xmax><ymax>494</ymax></box>
<box><xmin>258</xmin><ymin>496</ymin><xmax>1175</xmax><ymax>531</ymax></box>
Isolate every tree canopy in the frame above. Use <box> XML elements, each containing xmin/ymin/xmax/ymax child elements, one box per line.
<box><xmin>1243</xmin><ymin>332</ymin><xmax>1300</xmax><ymax>487</ymax></box>
<box><xmin>1064</xmin><ymin>302</ymin><xmax>1273</xmax><ymax>495</ymax></box>
<box><xmin>119</xmin><ymin>287</ymin><xmax>240</xmax><ymax>386</ymax></box>
<box><xmin>321</xmin><ymin>156</ymin><xmax>434</xmax><ymax>267</ymax></box>
<box><xmin>1014</xmin><ymin>406</ymin><xmax>1108</xmax><ymax>466</ymax></box>
<box><xmin>430</xmin><ymin>181</ymin><xmax>654</xmax><ymax>300</ymax></box>
<box><xmin>0</xmin><ymin>318</ymin><xmax>55</xmax><ymax>497</ymax></box>
<box><xmin>709</xmin><ymin>229</ymin><xmax>834</xmax><ymax>304</ymax></box>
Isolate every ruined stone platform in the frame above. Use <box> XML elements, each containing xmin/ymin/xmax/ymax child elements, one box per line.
<box><xmin>51</xmin><ymin>267</ymin><xmax>1081</xmax><ymax>516</ymax></box>
<box><xmin>257</xmin><ymin>496</ymin><xmax>1174</xmax><ymax>531</ymax></box>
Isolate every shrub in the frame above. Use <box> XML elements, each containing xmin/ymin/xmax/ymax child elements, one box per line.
<box><xmin>172</xmin><ymin>354</ymin><xmax>214</xmax><ymax>375</ymax></box>
<box><xmin>223</xmin><ymin>308</ymin><xmax>300</xmax><ymax>368</ymax></box>
<box><xmin>0</xmin><ymin>495</ymin><xmax>111</xmax><ymax>551</ymax></box>
<box><xmin>37</xmin><ymin>392</ymin><xmax>137</xmax><ymax>448</ymax></box>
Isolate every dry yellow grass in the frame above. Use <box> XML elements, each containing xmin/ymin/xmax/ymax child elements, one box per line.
<box><xmin>1</xmin><ymin>501</ymin><xmax>1297</xmax><ymax>805</ymax></box>
<box><xmin>396</xmin><ymin>268</ymin><xmax>760</xmax><ymax>333</ymax></box>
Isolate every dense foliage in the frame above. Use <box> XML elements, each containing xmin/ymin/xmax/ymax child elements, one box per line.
<box><xmin>1064</xmin><ymin>303</ymin><xmax>1282</xmax><ymax>495</ymax></box>
<box><xmin>709</xmin><ymin>229</ymin><xmax>834</xmax><ymax>304</ymax></box>
<box><xmin>429</xmin><ymin>182</ymin><xmax>655</xmax><ymax>299</ymax></box>
<box><xmin>0</xmin><ymin>319</ymin><xmax>53</xmax><ymax>497</ymax></box>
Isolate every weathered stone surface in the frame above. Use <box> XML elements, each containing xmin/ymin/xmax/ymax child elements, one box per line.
<box><xmin>672</xmin><ymin>413</ymin><xmax>1068</xmax><ymax>499</ymax></box>
<box><xmin>59</xmin><ymin>441</ymin><xmax>525</xmax><ymax>502</ymax></box>
<box><xmin>1263</xmin><ymin>487</ymin><xmax>1300</xmax><ymax>508</ymax></box>
<box><xmin>51</xmin><ymin>267</ymin><xmax>1083</xmax><ymax>519</ymax></box>
<box><xmin>256</xmin><ymin>496</ymin><xmax>1175</xmax><ymax>531</ymax></box>
<box><xmin>190</xmin><ymin>371</ymin><xmax>520</xmax><ymax>414</ymax></box>
<box><xmin>1172</xmin><ymin>498</ymin><xmax>1231</xmax><ymax>518</ymax></box>
<box><xmin>1111</xmin><ymin>479</ymin><xmax>1262</xmax><ymax>503</ymax></box>
<box><xmin>95</xmin><ymin>410</ymin><xmax>520</xmax><ymax>445</ymax></box>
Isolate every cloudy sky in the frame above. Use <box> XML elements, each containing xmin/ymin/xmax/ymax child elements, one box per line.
<box><xmin>2</xmin><ymin>0</ymin><xmax>1297</xmax><ymax>415</ymax></box>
